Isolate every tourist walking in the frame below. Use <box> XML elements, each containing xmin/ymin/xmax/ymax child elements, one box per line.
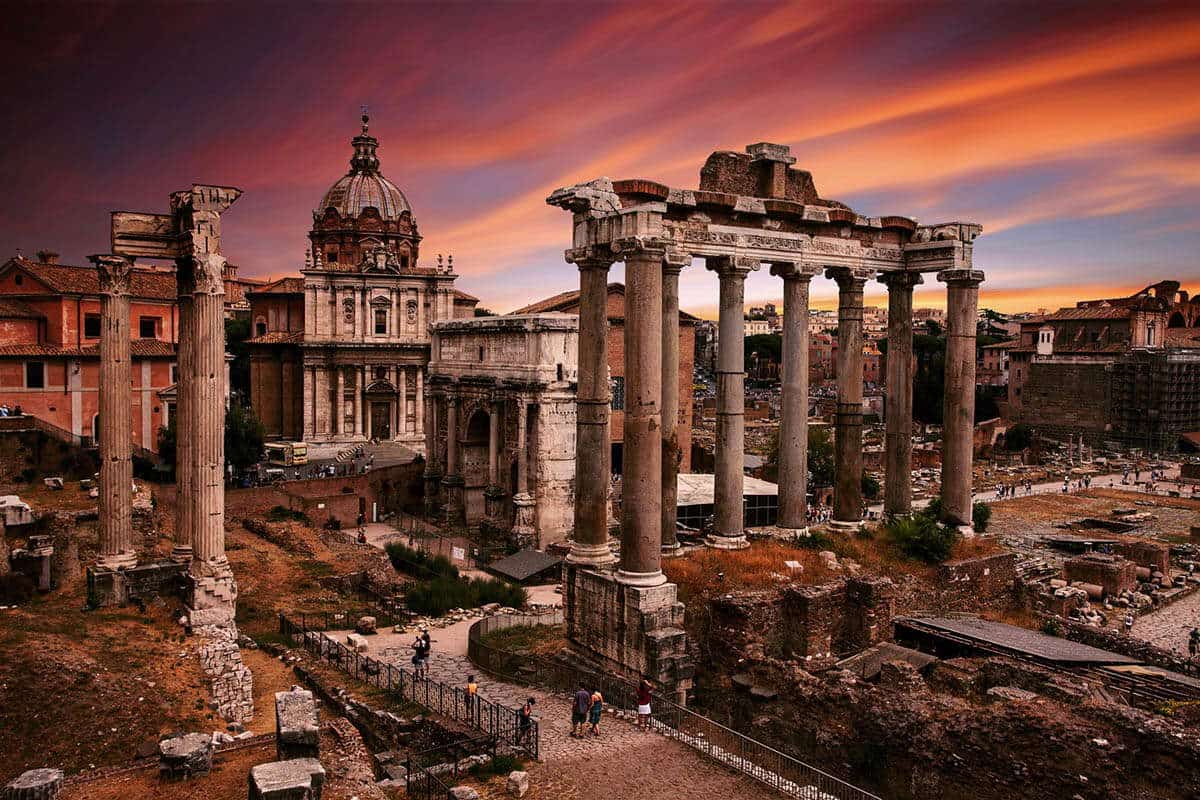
<box><xmin>465</xmin><ymin>674</ymin><xmax>479</xmax><ymax>724</ymax></box>
<box><xmin>636</xmin><ymin>678</ymin><xmax>653</xmax><ymax>732</ymax></box>
<box><xmin>517</xmin><ymin>697</ymin><xmax>535</xmax><ymax>746</ymax></box>
<box><xmin>588</xmin><ymin>688</ymin><xmax>604</xmax><ymax>736</ymax></box>
<box><xmin>571</xmin><ymin>683</ymin><xmax>591</xmax><ymax>738</ymax></box>
<box><xmin>1189</xmin><ymin>628</ymin><xmax>1199</xmax><ymax>661</ymax></box>
<box><xmin>1124</xmin><ymin>613</ymin><xmax>1135</xmax><ymax>635</ymax></box>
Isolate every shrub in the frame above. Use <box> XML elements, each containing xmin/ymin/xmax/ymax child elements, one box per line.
<box><xmin>404</xmin><ymin>575</ymin><xmax>527</xmax><ymax>616</ymax></box>
<box><xmin>884</xmin><ymin>514</ymin><xmax>958</xmax><ymax>564</ymax></box>
<box><xmin>972</xmin><ymin>501</ymin><xmax>992</xmax><ymax>533</ymax></box>
<box><xmin>385</xmin><ymin>542</ymin><xmax>459</xmax><ymax>580</ymax></box>
<box><xmin>791</xmin><ymin>529</ymin><xmax>835</xmax><ymax>551</ymax></box>
<box><xmin>861</xmin><ymin>472</ymin><xmax>881</xmax><ymax>501</ymax></box>
<box><xmin>1041</xmin><ymin>617</ymin><xmax>1062</xmax><ymax>637</ymax></box>
<box><xmin>267</xmin><ymin>505</ymin><xmax>308</xmax><ymax>523</ymax></box>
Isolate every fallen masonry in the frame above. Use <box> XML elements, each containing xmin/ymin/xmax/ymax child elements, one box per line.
<box><xmin>276</xmin><ymin>687</ymin><xmax>320</xmax><ymax>760</ymax></box>
<box><xmin>199</xmin><ymin>633</ymin><xmax>255</xmax><ymax>723</ymax></box>
<box><xmin>157</xmin><ymin>732</ymin><xmax>214</xmax><ymax>781</ymax></box>
<box><xmin>248</xmin><ymin>758</ymin><xmax>326</xmax><ymax>800</ymax></box>
<box><xmin>3</xmin><ymin>768</ymin><xmax>64</xmax><ymax>800</ymax></box>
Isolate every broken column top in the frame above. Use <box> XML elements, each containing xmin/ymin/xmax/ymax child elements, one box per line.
<box><xmin>5</xmin><ymin>768</ymin><xmax>64</xmax><ymax>791</ymax></box>
<box><xmin>249</xmin><ymin>758</ymin><xmax>325</xmax><ymax>798</ymax></box>
<box><xmin>275</xmin><ymin>688</ymin><xmax>319</xmax><ymax>737</ymax></box>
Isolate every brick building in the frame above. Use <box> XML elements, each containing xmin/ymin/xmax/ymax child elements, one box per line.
<box><xmin>978</xmin><ymin>338</ymin><xmax>1015</xmax><ymax>387</ymax></box>
<box><xmin>1007</xmin><ymin>281</ymin><xmax>1200</xmax><ymax>449</ymax></box>
<box><xmin>512</xmin><ymin>282</ymin><xmax>696</xmax><ymax>473</ymax></box>
<box><xmin>0</xmin><ymin>252</ymin><xmax>178</xmax><ymax>451</ymax></box>
<box><xmin>247</xmin><ymin>116</ymin><xmax>478</xmax><ymax>452</ymax></box>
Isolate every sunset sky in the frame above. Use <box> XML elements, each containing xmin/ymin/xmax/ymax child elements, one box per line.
<box><xmin>1</xmin><ymin>1</ymin><xmax>1198</xmax><ymax>317</ymax></box>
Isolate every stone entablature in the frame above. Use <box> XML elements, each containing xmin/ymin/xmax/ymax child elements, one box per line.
<box><xmin>427</xmin><ymin>315</ymin><xmax>578</xmax><ymax>546</ymax></box>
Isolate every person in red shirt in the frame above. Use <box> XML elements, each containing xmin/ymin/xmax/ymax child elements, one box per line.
<box><xmin>636</xmin><ymin>678</ymin><xmax>653</xmax><ymax>731</ymax></box>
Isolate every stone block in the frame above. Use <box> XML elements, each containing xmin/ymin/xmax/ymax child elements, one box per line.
<box><xmin>506</xmin><ymin>771</ymin><xmax>529</xmax><ymax>797</ymax></box>
<box><xmin>4</xmin><ymin>768</ymin><xmax>64</xmax><ymax>800</ymax></box>
<box><xmin>276</xmin><ymin>688</ymin><xmax>320</xmax><ymax>760</ymax></box>
<box><xmin>355</xmin><ymin>615</ymin><xmax>377</xmax><ymax>635</ymax></box>
<box><xmin>1064</xmin><ymin>554</ymin><xmax>1137</xmax><ymax>597</ymax></box>
<box><xmin>346</xmin><ymin>633</ymin><xmax>369</xmax><ymax>652</ymax></box>
<box><xmin>249</xmin><ymin>758</ymin><xmax>325</xmax><ymax>800</ymax></box>
<box><xmin>158</xmin><ymin>732</ymin><xmax>214</xmax><ymax>780</ymax></box>
<box><xmin>449</xmin><ymin>788</ymin><xmax>479</xmax><ymax>800</ymax></box>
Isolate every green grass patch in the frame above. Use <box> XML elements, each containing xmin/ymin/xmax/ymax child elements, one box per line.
<box><xmin>405</xmin><ymin>576</ymin><xmax>527</xmax><ymax>616</ymax></box>
<box><xmin>385</xmin><ymin>542</ymin><xmax>460</xmax><ymax>580</ymax></box>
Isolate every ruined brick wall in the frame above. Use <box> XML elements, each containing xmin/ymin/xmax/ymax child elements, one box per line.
<box><xmin>198</xmin><ymin>634</ymin><xmax>254</xmax><ymax>724</ymax></box>
<box><xmin>1063</xmin><ymin>554</ymin><xmax>1137</xmax><ymax>596</ymax></box>
<box><xmin>224</xmin><ymin>461</ymin><xmax>424</xmax><ymax>525</ymax></box>
<box><xmin>1111</xmin><ymin>541</ymin><xmax>1170</xmax><ymax>574</ymax></box>
<box><xmin>934</xmin><ymin>552</ymin><xmax>1017</xmax><ymax>609</ymax></box>
<box><xmin>1015</xmin><ymin>361</ymin><xmax>1111</xmax><ymax>442</ymax></box>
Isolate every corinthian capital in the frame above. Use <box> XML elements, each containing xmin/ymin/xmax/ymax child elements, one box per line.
<box><xmin>178</xmin><ymin>253</ymin><xmax>227</xmax><ymax>296</ymax></box>
<box><xmin>90</xmin><ymin>254</ymin><xmax>133</xmax><ymax>296</ymax></box>
<box><xmin>878</xmin><ymin>270</ymin><xmax>924</xmax><ymax>290</ymax></box>
<box><xmin>610</xmin><ymin>236</ymin><xmax>670</xmax><ymax>259</ymax></box>
<box><xmin>705</xmin><ymin>254</ymin><xmax>760</xmax><ymax>278</ymax></box>
<box><xmin>565</xmin><ymin>246</ymin><xmax>615</xmax><ymax>271</ymax></box>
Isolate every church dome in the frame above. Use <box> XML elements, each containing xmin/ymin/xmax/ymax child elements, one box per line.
<box><xmin>317</xmin><ymin>114</ymin><xmax>411</xmax><ymax>221</ymax></box>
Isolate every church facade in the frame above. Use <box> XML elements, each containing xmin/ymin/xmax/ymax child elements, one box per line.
<box><xmin>248</xmin><ymin>116</ymin><xmax>477</xmax><ymax>454</ymax></box>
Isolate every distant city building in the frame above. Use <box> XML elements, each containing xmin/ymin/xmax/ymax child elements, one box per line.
<box><xmin>978</xmin><ymin>339</ymin><xmax>1015</xmax><ymax>387</ymax></box>
<box><xmin>1007</xmin><ymin>280</ymin><xmax>1200</xmax><ymax>449</ymax></box>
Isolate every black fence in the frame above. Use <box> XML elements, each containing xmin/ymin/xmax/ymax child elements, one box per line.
<box><xmin>468</xmin><ymin>614</ymin><xmax>880</xmax><ymax>800</ymax></box>
<box><xmin>279</xmin><ymin>613</ymin><xmax>539</xmax><ymax>761</ymax></box>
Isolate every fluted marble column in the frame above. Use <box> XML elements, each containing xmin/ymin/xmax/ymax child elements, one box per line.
<box><xmin>92</xmin><ymin>255</ymin><xmax>137</xmax><ymax>569</ymax></box>
<box><xmin>616</xmin><ymin>239</ymin><xmax>668</xmax><ymax>585</ymax></box>
<box><xmin>660</xmin><ymin>250</ymin><xmax>688</xmax><ymax>557</ymax></box>
<box><xmin>880</xmin><ymin>271</ymin><xmax>922</xmax><ymax>518</ymax></box>
<box><xmin>567</xmin><ymin>250</ymin><xmax>617</xmax><ymax>566</ymax></box>
<box><xmin>189</xmin><ymin>253</ymin><xmax>229</xmax><ymax>566</ymax></box>
<box><xmin>772</xmin><ymin>263</ymin><xmax>812</xmax><ymax>531</ymax></box>
<box><xmin>707</xmin><ymin>255</ymin><xmax>755</xmax><ymax>549</ymax></box>
<box><xmin>939</xmin><ymin>268</ymin><xmax>985</xmax><ymax>531</ymax></box>
<box><xmin>828</xmin><ymin>268</ymin><xmax>868</xmax><ymax>532</ymax></box>
<box><xmin>423</xmin><ymin>391</ymin><xmax>442</xmax><ymax>516</ymax></box>
<box><xmin>173</xmin><ymin>264</ymin><xmax>195</xmax><ymax>563</ymax></box>
<box><xmin>442</xmin><ymin>391</ymin><xmax>465</xmax><ymax>525</ymax></box>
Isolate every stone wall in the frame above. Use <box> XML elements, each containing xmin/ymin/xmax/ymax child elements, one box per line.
<box><xmin>1015</xmin><ymin>361</ymin><xmax>1112</xmax><ymax>441</ymax></box>
<box><xmin>934</xmin><ymin>552</ymin><xmax>1018</xmax><ymax>609</ymax></box>
<box><xmin>1063</xmin><ymin>554</ymin><xmax>1137</xmax><ymax>596</ymax></box>
<box><xmin>1111</xmin><ymin>540</ymin><xmax>1170</xmax><ymax>574</ymax></box>
<box><xmin>224</xmin><ymin>461</ymin><xmax>424</xmax><ymax>526</ymax></box>
<box><xmin>197</xmin><ymin>634</ymin><xmax>254</xmax><ymax>724</ymax></box>
<box><xmin>709</xmin><ymin>576</ymin><xmax>895</xmax><ymax>670</ymax></box>
<box><xmin>563</xmin><ymin>565</ymin><xmax>693</xmax><ymax>695</ymax></box>
<box><xmin>1048</xmin><ymin>616</ymin><xmax>1199</xmax><ymax>677</ymax></box>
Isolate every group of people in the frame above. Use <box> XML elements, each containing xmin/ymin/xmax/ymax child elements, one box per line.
<box><xmin>569</xmin><ymin>677</ymin><xmax>655</xmax><ymax>738</ymax></box>
<box><xmin>0</xmin><ymin>403</ymin><xmax>21</xmax><ymax>417</ymax></box>
<box><xmin>993</xmin><ymin>481</ymin><xmax>1033</xmax><ymax>499</ymax></box>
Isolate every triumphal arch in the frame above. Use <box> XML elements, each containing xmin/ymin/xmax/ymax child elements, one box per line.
<box><xmin>548</xmin><ymin>143</ymin><xmax>982</xmax><ymax>696</ymax></box>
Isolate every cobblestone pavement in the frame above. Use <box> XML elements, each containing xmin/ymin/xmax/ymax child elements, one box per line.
<box><xmin>1133</xmin><ymin>589</ymin><xmax>1200</xmax><ymax>657</ymax></box>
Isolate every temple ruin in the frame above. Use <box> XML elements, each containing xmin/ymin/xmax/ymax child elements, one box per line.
<box><xmin>548</xmin><ymin>143</ymin><xmax>982</xmax><ymax>695</ymax></box>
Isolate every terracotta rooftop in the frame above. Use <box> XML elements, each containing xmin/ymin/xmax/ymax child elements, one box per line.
<box><xmin>1044</xmin><ymin>305</ymin><xmax>1133</xmax><ymax>321</ymax></box>
<box><xmin>250</xmin><ymin>276</ymin><xmax>306</xmax><ymax>295</ymax></box>
<box><xmin>980</xmin><ymin>338</ymin><xmax>1018</xmax><ymax>350</ymax></box>
<box><xmin>511</xmin><ymin>282</ymin><xmax>697</xmax><ymax>322</ymax></box>
<box><xmin>453</xmin><ymin>289</ymin><xmax>479</xmax><ymax>303</ymax></box>
<box><xmin>0</xmin><ymin>340</ymin><xmax>176</xmax><ymax>358</ymax></box>
<box><xmin>246</xmin><ymin>331</ymin><xmax>304</xmax><ymax>345</ymax></box>
<box><xmin>4</xmin><ymin>257</ymin><xmax>178</xmax><ymax>300</ymax></box>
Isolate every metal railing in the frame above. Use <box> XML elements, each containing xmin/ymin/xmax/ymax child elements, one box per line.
<box><xmin>279</xmin><ymin>613</ymin><xmax>539</xmax><ymax>760</ymax></box>
<box><xmin>468</xmin><ymin>614</ymin><xmax>880</xmax><ymax>800</ymax></box>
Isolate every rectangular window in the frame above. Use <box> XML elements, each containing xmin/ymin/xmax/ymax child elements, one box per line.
<box><xmin>139</xmin><ymin>317</ymin><xmax>158</xmax><ymax>339</ymax></box>
<box><xmin>84</xmin><ymin>313</ymin><xmax>101</xmax><ymax>338</ymax></box>
<box><xmin>170</xmin><ymin>363</ymin><xmax>179</xmax><ymax>384</ymax></box>
<box><xmin>610</xmin><ymin>376</ymin><xmax>625</xmax><ymax>411</ymax></box>
<box><xmin>374</xmin><ymin>308</ymin><xmax>387</xmax><ymax>335</ymax></box>
<box><xmin>25</xmin><ymin>361</ymin><xmax>44</xmax><ymax>389</ymax></box>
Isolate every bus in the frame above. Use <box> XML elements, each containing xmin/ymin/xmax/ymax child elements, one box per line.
<box><xmin>264</xmin><ymin>441</ymin><xmax>308</xmax><ymax>467</ymax></box>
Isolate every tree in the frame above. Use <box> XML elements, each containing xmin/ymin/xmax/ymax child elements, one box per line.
<box><xmin>225</xmin><ymin>317</ymin><xmax>252</xmax><ymax>404</ymax></box>
<box><xmin>157</xmin><ymin>418</ymin><xmax>176</xmax><ymax>467</ymax></box>
<box><xmin>1004</xmin><ymin>423</ymin><xmax>1033</xmax><ymax>452</ymax></box>
<box><xmin>473</xmin><ymin>307</ymin><xmax>496</xmax><ymax>317</ymax></box>
<box><xmin>744</xmin><ymin>333</ymin><xmax>782</xmax><ymax>364</ymax></box>
<box><xmin>224</xmin><ymin>404</ymin><xmax>265</xmax><ymax>477</ymax></box>
<box><xmin>861</xmin><ymin>471</ymin><xmax>881</xmax><ymax>501</ymax></box>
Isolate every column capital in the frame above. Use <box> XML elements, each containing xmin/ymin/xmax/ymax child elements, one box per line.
<box><xmin>611</xmin><ymin>236</ymin><xmax>670</xmax><ymax>259</ymax></box>
<box><xmin>662</xmin><ymin>247</ymin><xmax>690</xmax><ymax>276</ymax></box>
<box><xmin>176</xmin><ymin>252</ymin><xmax>227</xmax><ymax>296</ymax></box>
<box><xmin>90</xmin><ymin>254</ymin><xmax>133</xmax><ymax>296</ymax></box>
<box><xmin>768</xmin><ymin>261</ymin><xmax>815</xmax><ymax>282</ymax></box>
<box><xmin>825</xmin><ymin>266</ymin><xmax>872</xmax><ymax>290</ymax></box>
<box><xmin>565</xmin><ymin>246</ymin><xmax>616</xmax><ymax>270</ymax></box>
<box><xmin>878</xmin><ymin>270</ymin><xmax>925</xmax><ymax>290</ymax></box>
<box><xmin>937</xmin><ymin>268</ymin><xmax>985</xmax><ymax>287</ymax></box>
<box><xmin>705</xmin><ymin>254</ymin><xmax>759</xmax><ymax>278</ymax></box>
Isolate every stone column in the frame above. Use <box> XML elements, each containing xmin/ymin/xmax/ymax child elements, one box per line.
<box><xmin>442</xmin><ymin>391</ymin><xmax>465</xmax><ymax>525</ymax></box>
<box><xmin>184</xmin><ymin>252</ymin><xmax>237</xmax><ymax>627</ymax></box>
<box><xmin>512</xmin><ymin>397</ymin><xmax>536</xmax><ymax>546</ymax></box>
<box><xmin>827</xmin><ymin>268</ymin><xmax>868</xmax><ymax>532</ymax></box>
<box><xmin>616</xmin><ymin>238</ymin><xmax>669</xmax><ymax>585</ymax></box>
<box><xmin>772</xmin><ymin>263</ymin><xmax>812</xmax><ymax>532</ymax></box>
<box><xmin>353</xmin><ymin>367</ymin><xmax>363</xmax><ymax>436</ymax></box>
<box><xmin>660</xmin><ymin>249</ymin><xmax>688</xmax><ymax>557</ymax></box>
<box><xmin>423</xmin><ymin>391</ymin><xmax>442</xmax><ymax>516</ymax></box>
<box><xmin>335</xmin><ymin>368</ymin><xmax>345</xmax><ymax>436</ymax></box>
<box><xmin>415</xmin><ymin>368</ymin><xmax>425</xmax><ymax>440</ymax></box>
<box><xmin>173</xmin><ymin>266</ymin><xmax>195</xmax><ymax>563</ymax></box>
<box><xmin>566</xmin><ymin>249</ymin><xmax>616</xmax><ymax>567</ymax></box>
<box><xmin>880</xmin><ymin>271</ymin><xmax>922</xmax><ymax>518</ymax></box>
<box><xmin>484</xmin><ymin>396</ymin><xmax>505</xmax><ymax>525</ymax></box>
<box><xmin>302</xmin><ymin>366</ymin><xmax>315</xmax><ymax>440</ymax></box>
<box><xmin>939</xmin><ymin>269</ymin><xmax>985</xmax><ymax>532</ymax></box>
<box><xmin>398</xmin><ymin>367</ymin><xmax>408</xmax><ymax>435</ymax></box>
<box><xmin>92</xmin><ymin>255</ymin><xmax>137</xmax><ymax>569</ymax></box>
<box><xmin>706</xmin><ymin>255</ymin><xmax>755</xmax><ymax>549</ymax></box>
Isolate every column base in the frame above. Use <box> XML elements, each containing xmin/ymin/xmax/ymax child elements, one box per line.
<box><xmin>955</xmin><ymin>524</ymin><xmax>976</xmax><ymax>539</ymax></box>
<box><xmin>660</xmin><ymin>541</ymin><xmax>684</xmax><ymax>558</ymax></box>
<box><xmin>97</xmin><ymin>551</ymin><xmax>138</xmax><ymax>571</ymax></box>
<box><xmin>615</xmin><ymin>568</ymin><xmax>667</xmax><ymax>587</ymax></box>
<box><xmin>170</xmin><ymin>545</ymin><xmax>194</xmax><ymax>565</ymax></box>
<box><xmin>483</xmin><ymin>485</ymin><xmax>506</xmax><ymax>523</ymax></box>
<box><xmin>511</xmin><ymin>492</ymin><xmax>536</xmax><ymax>549</ymax></box>
<box><xmin>705</xmin><ymin>534</ymin><xmax>749</xmax><ymax>550</ymax></box>
<box><xmin>185</xmin><ymin>560</ymin><xmax>238</xmax><ymax>631</ymax></box>
<box><xmin>566</xmin><ymin>540</ymin><xmax>617</xmax><ymax>567</ymax></box>
<box><xmin>828</xmin><ymin>519</ymin><xmax>864</xmax><ymax>534</ymax></box>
